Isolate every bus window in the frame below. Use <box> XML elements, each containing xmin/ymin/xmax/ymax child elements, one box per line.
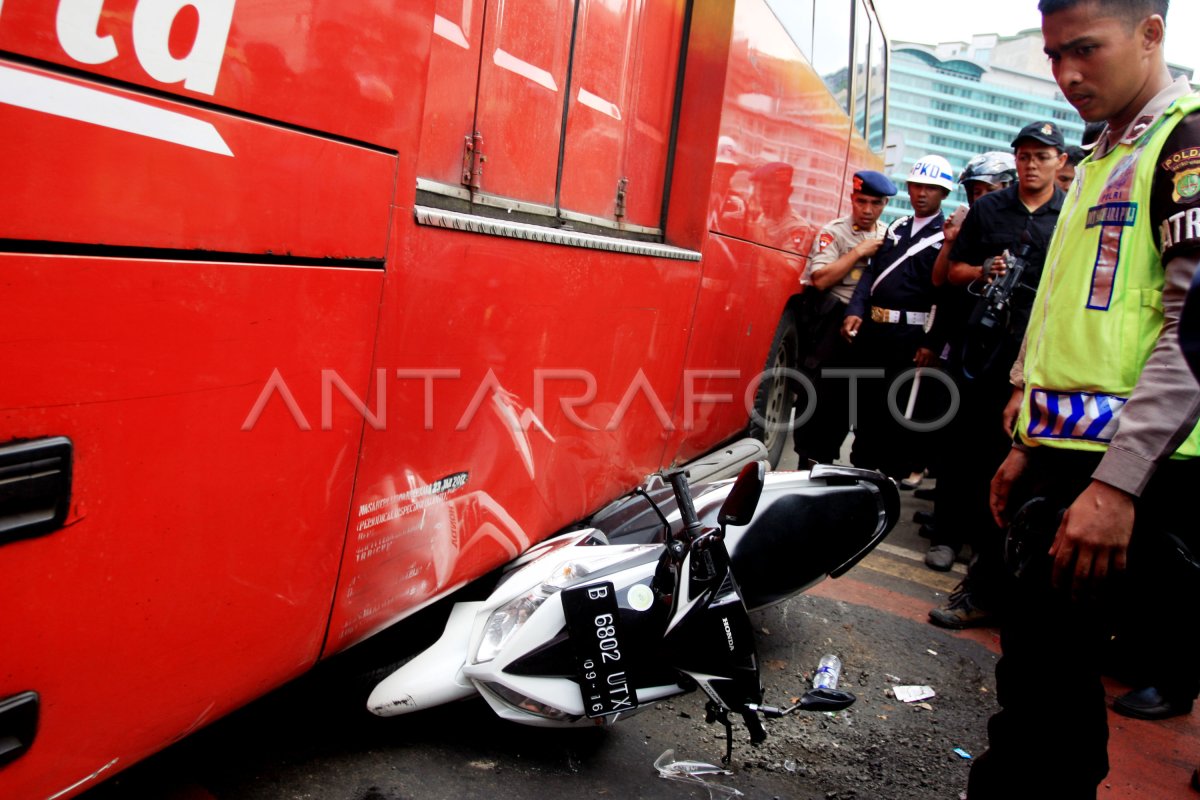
<box><xmin>415</xmin><ymin>0</ymin><xmax>684</xmax><ymax>236</ymax></box>
<box><xmin>618</xmin><ymin>0</ymin><xmax>685</xmax><ymax>228</ymax></box>
<box><xmin>868</xmin><ymin>9</ymin><xmax>888</xmax><ymax>152</ymax></box>
<box><xmin>416</xmin><ymin>0</ymin><xmax>487</xmax><ymax>194</ymax></box>
<box><xmin>812</xmin><ymin>0</ymin><xmax>852</xmax><ymax>110</ymax></box>
<box><xmin>764</xmin><ymin>0</ymin><xmax>814</xmax><ymax>61</ymax></box>
<box><xmin>852</xmin><ymin>0</ymin><xmax>869</xmax><ymax>138</ymax></box>
<box><xmin>559</xmin><ymin>0</ymin><xmax>631</xmax><ymax>224</ymax></box>
<box><xmin>559</xmin><ymin>0</ymin><xmax>684</xmax><ymax>231</ymax></box>
<box><xmin>472</xmin><ymin>0</ymin><xmax>575</xmax><ymax>209</ymax></box>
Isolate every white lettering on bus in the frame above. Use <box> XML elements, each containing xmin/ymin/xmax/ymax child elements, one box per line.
<box><xmin>55</xmin><ymin>0</ymin><xmax>236</xmax><ymax>95</ymax></box>
<box><xmin>56</xmin><ymin>0</ymin><xmax>118</xmax><ymax>65</ymax></box>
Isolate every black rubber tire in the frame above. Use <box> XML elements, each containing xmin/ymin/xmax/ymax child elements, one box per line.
<box><xmin>749</xmin><ymin>311</ymin><xmax>800</xmax><ymax>469</ymax></box>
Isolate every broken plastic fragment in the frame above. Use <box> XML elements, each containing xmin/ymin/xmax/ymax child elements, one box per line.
<box><xmin>954</xmin><ymin>748</ymin><xmax>972</xmax><ymax>759</ymax></box>
<box><xmin>893</xmin><ymin>685</ymin><xmax>936</xmax><ymax>703</ymax></box>
<box><xmin>653</xmin><ymin>749</ymin><xmax>743</xmax><ymax>798</ymax></box>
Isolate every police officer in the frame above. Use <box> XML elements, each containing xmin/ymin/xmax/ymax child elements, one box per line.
<box><xmin>924</xmin><ymin>124</ymin><xmax>1067</xmax><ymax>579</ymax></box>
<box><xmin>1058</xmin><ymin>144</ymin><xmax>1088</xmax><ymax>191</ymax></box>
<box><xmin>794</xmin><ymin>170</ymin><xmax>898</xmax><ymax>465</ymax></box>
<box><xmin>970</xmin><ymin>1</ymin><xmax>1200</xmax><ymax>796</ymax></box>
<box><xmin>1182</xmin><ymin>250</ymin><xmax>1200</xmax><ymax>796</ymax></box>
<box><xmin>842</xmin><ymin>155</ymin><xmax>954</xmax><ymax>479</ymax></box>
<box><xmin>931</xmin><ymin>153</ymin><xmax>1018</xmax><ymax>293</ymax></box>
<box><xmin>918</xmin><ymin>152</ymin><xmax>1021</xmax><ymax>563</ymax></box>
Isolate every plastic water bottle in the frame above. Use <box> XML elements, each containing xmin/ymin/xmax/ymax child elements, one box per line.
<box><xmin>813</xmin><ymin>654</ymin><xmax>842</xmax><ymax>690</ymax></box>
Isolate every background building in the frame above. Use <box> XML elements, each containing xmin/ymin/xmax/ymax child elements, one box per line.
<box><xmin>883</xmin><ymin>29</ymin><xmax>1086</xmax><ymax>222</ymax></box>
<box><xmin>883</xmin><ymin>28</ymin><xmax>1193</xmax><ymax>223</ymax></box>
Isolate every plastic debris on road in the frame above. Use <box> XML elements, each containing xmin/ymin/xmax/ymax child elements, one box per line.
<box><xmin>893</xmin><ymin>685</ymin><xmax>936</xmax><ymax>703</ymax></box>
<box><xmin>654</xmin><ymin>749</ymin><xmax>743</xmax><ymax>798</ymax></box>
<box><xmin>954</xmin><ymin>748</ymin><xmax>972</xmax><ymax>759</ymax></box>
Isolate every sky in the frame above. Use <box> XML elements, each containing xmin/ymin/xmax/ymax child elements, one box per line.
<box><xmin>873</xmin><ymin>1</ymin><xmax>1200</xmax><ymax>77</ymax></box>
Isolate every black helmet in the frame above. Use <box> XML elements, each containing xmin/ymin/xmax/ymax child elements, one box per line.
<box><xmin>1004</xmin><ymin>497</ymin><xmax>1062</xmax><ymax>583</ymax></box>
<box><xmin>959</xmin><ymin>151</ymin><xmax>1017</xmax><ymax>188</ymax></box>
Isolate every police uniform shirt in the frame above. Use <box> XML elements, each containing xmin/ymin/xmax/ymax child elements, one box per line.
<box><xmin>1098</xmin><ymin>91</ymin><xmax>1200</xmax><ymax>488</ymax></box>
<box><xmin>804</xmin><ymin>216</ymin><xmax>887</xmax><ymax>305</ymax></box>
<box><xmin>1012</xmin><ymin>78</ymin><xmax>1200</xmax><ymax>495</ymax></box>
<box><xmin>846</xmin><ymin>212</ymin><xmax>945</xmax><ymax>322</ymax></box>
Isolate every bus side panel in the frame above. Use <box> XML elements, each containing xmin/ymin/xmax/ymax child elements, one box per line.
<box><xmin>668</xmin><ymin>0</ymin><xmax>880</xmax><ymax>463</ymax></box>
<box><xmin>325</xmin><ymin>223</ymin><xmax>704</xmax><ymax>651</ymax></box>
<box><xmin>0</xmin><ymin>0</ymin><xmax>431</xmax><ymax>148</ymax></box>
<box><xmin>0</xmin><ymin>256</ymin><xmax>382</xmax><ymax>800</ymax></box>
<box><xmin>0</xmin><ymin>60</ymin><xmax>396</xmax><ymax>259</ymax></box>
<box><xmin>667</xmin><ymin>235</ymin><xmax>806</xmax><ymax>462</ymax></box>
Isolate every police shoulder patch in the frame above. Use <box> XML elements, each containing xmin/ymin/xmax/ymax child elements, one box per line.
<box><xmin>1174</xmin><ymin>169</ymin><xmax>1200</xmax><ymax>202</ymax></box>
<box><xmin>1161</xmin><ymin>147</ymin><xmax>1200</xmax><ymax>174</ymax></box>
<box><xmin>817</xmin><ymin>231</ymin><xmax>834</xmax><ymax>252</ymax></box>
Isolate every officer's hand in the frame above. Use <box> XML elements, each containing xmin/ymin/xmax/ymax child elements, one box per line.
<box><xmin>842</xmin><ymin>316</ymin><xmax>862</xmax><ymax>342</ymax></box>
<box><xmin>856</xmin><ymin>238</ymin><xmax>884</xmax><ymax>258</ymax></box>
<box><xmin>1002</xmin><ymin>386</ymin><xmax>1023</xmax><ymax>437</ymax></box>
<box><xmin>913</xmin><ymin>347</ymin><xmax>936</xmax><ymax>367</ymax></box>
<box><xmin>989</xmin><ymin>447</ymin><xmax>1029</xmax><ymax>527</ymax></box>
<box><xmin>1049</xmin><ymin>480</ymin><xmax>1135</xmax><ymax>595</ymax></box>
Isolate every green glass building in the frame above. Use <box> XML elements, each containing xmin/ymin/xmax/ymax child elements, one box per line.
<box><xmin>883</xmin><ymin>30</ymin><xmax>1087</xmax><ymax>223</ymax></box>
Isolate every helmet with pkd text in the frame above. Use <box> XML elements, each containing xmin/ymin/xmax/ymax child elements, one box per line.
<box><xmin>907</xmin><ymin>155</ymin><xmax>955</xmax><ymax>192</ymax></box>
<box><xmin>959</xmin><ymin>151</ymin><xmax>1017</xmax><ymax>188</ymax></box>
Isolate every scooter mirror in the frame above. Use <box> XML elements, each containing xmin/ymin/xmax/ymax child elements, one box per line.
<box><xmin>718</xmin><ymin>461</ymin><xmax>766</xmax><ymax>528</ymax></box>
<box><xmin>797</xmin><ymin>687</ymin><xmax>856</xmax><ymax>712</ymax></box>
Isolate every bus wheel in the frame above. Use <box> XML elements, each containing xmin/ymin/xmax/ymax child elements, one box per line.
<box><xmin>750</xmin><ymin>312</ymin><xmax>799</xmax><ymax>469</ymax></box>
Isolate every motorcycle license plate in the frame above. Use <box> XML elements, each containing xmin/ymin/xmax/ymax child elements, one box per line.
<box><xmin>562</xmin><ymin>582</ymin><xmax>638</xmax><ymax>718</ymax></box>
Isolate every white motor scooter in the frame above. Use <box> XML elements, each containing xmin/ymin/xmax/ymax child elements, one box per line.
<box><xmin>368</xmin><ymin>462</ymin><xmax>899</xmax><ymax>761</ymax></box>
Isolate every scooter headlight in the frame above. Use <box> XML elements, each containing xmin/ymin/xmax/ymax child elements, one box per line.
<box><xmin>477</xmin><ymin>591</ymin><xmax>546</xmax><ymax>664</ymax></box>
<box><xmin>475</xmin><ymin>559</ymin><xmax>601</xmax><ymax>664</ymax></box>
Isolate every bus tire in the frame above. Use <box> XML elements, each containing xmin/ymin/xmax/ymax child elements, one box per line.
<box><xmin>749</xmin><ymin>311</ymin><xmax>799</xmax><ymax>469</ymax></box>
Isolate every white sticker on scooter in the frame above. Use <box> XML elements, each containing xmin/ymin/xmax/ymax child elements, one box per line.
<box><xmin>626</xmin><ymin>584</ymin><xmax>654</xmax><ymax>612</ymax></box>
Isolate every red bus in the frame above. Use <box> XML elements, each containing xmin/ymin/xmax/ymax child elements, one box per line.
<box><xmin>0</xmin><ymin>1</ymin><xmax>888</xmax><ymax>796</ymax></box>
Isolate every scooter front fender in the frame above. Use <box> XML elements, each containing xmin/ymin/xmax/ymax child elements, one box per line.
<box><xmin>367</xmin><ymin>601</ymin><xmax>482</xmax><ymax>717</ymax></box>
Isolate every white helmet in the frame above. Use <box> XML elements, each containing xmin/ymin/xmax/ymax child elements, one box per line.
<box><xmin>907</xmin><ymin>155</ymin><xmax>955</xmax><ymax>192</ymax></box>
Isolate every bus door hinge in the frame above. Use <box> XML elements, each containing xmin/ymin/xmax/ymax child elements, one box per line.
<box><xmin>462</xmin><ymin>131</ymin><xmax>486</xmax><ymax>191</ymax></box>
<box><xmin>615</xmin><ymin>177</ymin><xmax>629</xmax><ymax>219</ymax></box>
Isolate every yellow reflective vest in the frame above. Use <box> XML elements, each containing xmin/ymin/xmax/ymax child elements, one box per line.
<box><xmin>1018</xmin><ymin>94</ymin><xmax>1200</xmax><ymax>457</ymax></box>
